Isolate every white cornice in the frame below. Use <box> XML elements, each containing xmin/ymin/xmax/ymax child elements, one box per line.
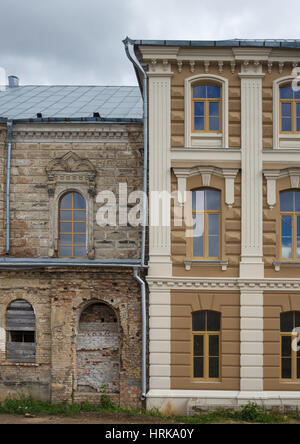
<box><xmin>147</xmin><ymin>277</ymin><xmax>300</xmax><ymax>291</ymax></box>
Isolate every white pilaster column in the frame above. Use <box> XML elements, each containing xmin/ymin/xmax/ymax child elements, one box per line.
<box><xmin>239</xmin><ymin>63</ymin><xmax>265</xmax><ymax>279</ymax></box>
<box><xmin>148</xmin><ymin>62</ymin><xmax>173</xmax><ymax>277</ymax></box>
<box><xmin>149</xmin><ymin>288</ymin><xmax>171</xmax><ymax>390</ymax></box>
<box><xmin>240</xmin><ymin>291</ymin><xmax>264</xmax><ymax>391</ymax></box>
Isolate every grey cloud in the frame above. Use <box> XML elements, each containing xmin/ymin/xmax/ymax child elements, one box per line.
<box><xmin>0</xmin><ymin>0</ymin><xmax>299</xmax><ymax>86</ymax></box>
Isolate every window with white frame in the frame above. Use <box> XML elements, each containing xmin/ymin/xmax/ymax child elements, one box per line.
<box><xmin>185</xmin><ymin>74</ymin><xmax>228</xmax><ymax>148</ymax></box>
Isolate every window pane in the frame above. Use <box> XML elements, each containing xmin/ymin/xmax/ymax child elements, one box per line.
<box><xmin>281</xmin><ymin>312</ymin><xmax>294</xmax><ymax>332</ymax></box>
<box><xmin>295</xmin><ymin>89</ymin><xmax>300</xmax><ymax>99</ymax></box>
<box><xmin>209</xmin><ymin>335</ymin><xmax>219</xmax><ymax>356</ymax></box>
<box><xmin>207</xmin><ymin>86</ymin><xmax>220</xmax><ymax>99</ymax></box>
<box><xmin>74</xmin><ymin>246</ymin><xmax>86</xmax><ymax>257</ymax></box>
<box><xmin>194</xmin><ymin>116</ymin><xmax>204</xmax><ymax>130</ymax></box>
<box><xmin>193</xmin><ymin>236</ymin><xmax>203</xmax><ymax>258</ymax></box>
<box><xmin>209</xmin><ymin>116</ymin><xmax>219</xmax><ymax>131</ymax></box>
<box><xmin>281</xmin><ymin>215</ymin><xmax>292</xmax><ymax>237</ymax></box>
<box><xmin>296</xmin><ymin>192</ymin><xmax>300</xmax><ymax>211</ymax></box>
<box><xmin>282</xmin><ymin>358</ymin><xmax>292</xmax><ymax>379</ymax></box>
<box><xmin>297</xmin><ymin>118</ymin><xmax>300</xmax><ymax>132</ymax></box>
<box><xmin>209</xmin><ymin>214</ymin><xmax>219</xmax><ymax>235</ymax></box>
<box><xmin>209</xmin><ymin>102</ymin><xmax>219</xmax><ymax>116</ymax></box>
<box><xmin>192</xmin><ymin>190</ymin><xmax>205</xmax><ymax>211</ymax></box>
<box><xmin>297</xmin><ymin>103</ymin><xmax>300</xmax><ymax>117</ymax></box>
<box><xmin>10</xmin><ymin>331</ymin><xmax>23</xmax><ymax>342</ymax></box>
<box><xmin>74</xmin><ymin>193</ymin><xmax>86</xmax><ymax>210</ymax></box>
<box><xmin>74</xmin><ymin>211</ymin><xmax>86</xmax><ymax>221</ymax></box>
<box><xmin>60</xmin><ymin>222</ymin><xmax>72</xmax><ymax>233</ymax></box>
<box><xmin>281</xmin><ymin>336</ymin><xmax>292</xmax><ymax>356</ymax></box>
<box><xmin>194</xmin><ymin>357</ymin><xmax>204</xmax><ymax>378</ymax></box>
<box><xmin>280</xmin><ymin>191</ymin><xmax>294</xmax><ymax>211</ymax></box>
<box><xmin>60</xmin><ymin>193</ymin><xmax>72</xmax><ymax>209</ymax></box>
<box><xmin>74</xmin><ymin>234</ymin><xmax>86</xmax><ymax>244</ymax></box>
<box><xmin>74</xmin><ymin>223</ymin><xmax>86</xmax><ymax>233</ymax></box>
<box><xmin>193</xmin><ymin>214</ymin><xmax>204</xmax><ymax>257</ymax></box>
<box><xmin>282</xmin><ymin>117</ymin><xmax>292</xmax><ymax>132</ymax></box>
<box><xmin>194</xmin><ymin>101</ymin><xmax>204</xmax><ymax>116</ymax></box>
<box><xmin>193</xmin><ymin>85</ymin><xmax>206</xmax><ymax>99</ymax></box>
<box><xmin>205</xmin><ymin>189</ymin><xmax>220</xmax><ymax>210</ymax></box>
<box><xmin>209</xmin><ymin>357</ymin><xmax>219</xmax><ymax>378</ymax></box>
<box><xmin>60</xmin><ymin>234</ymin><xmax>72</xmax><ymax>244</ymax></box>
<box><xmin>194</xmin><ymin>335</ymin><xmax>204</xmax><ymax>356</ymax></box>
<box><xmin>282</xmin><ymin>102</ymin><xmax>292</xmax><ymax>117</ymax></box>
<box><xmin>296</xmin><ymin>312</ymin><xmax>300</xmax><ymax>329</ymax></box>
<box><xmin>207</xmin><ymin>311</ymin><xmax>220</xmax><ymax>332</ymax></box>
<box><xmin>282</xmin><ymin>237</ymin><xmax>292</xmax><ymax>259</ymax></box>
<box><xmin>297</xmin><ymin>359</ymin><xmax>300</xmax><ymax>379</ymax></box>
<box><xmin>208</xmin><ymin>236</ymin><xmax>219</xmax><ymax>257</ymax></box>
<box><xmin>280</xmin><ymin>86</ymin><xmax>293</xmax><ymax>99</ymax></box>
<box><xmin>60</xmin><ymin>211</ymin><xmax>72</xmax><ymax>221</ymax></box>
<box><xmin>59</xmin><ymin>246</ymin><xmax>73</xmax><ymax>257</ymax></box>
<box><xmin>193</xmin><ymin>312</ymin><xmax>206</xmax><ymax>331</ymax></box>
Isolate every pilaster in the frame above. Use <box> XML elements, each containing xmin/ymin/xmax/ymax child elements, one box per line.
<box><xmin>239</xmin><ymin>62</ymin><xmax>265</xmax><ymax>279</ymax></box>
<box><xmin>148</xmin><ymin>62</ymin><xmax>173</xmax><ymax>277</ymax></box>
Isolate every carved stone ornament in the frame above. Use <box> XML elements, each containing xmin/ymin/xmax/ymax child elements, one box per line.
<box><xmin>46</xmin><ymin>151</ymin><xmax>97</xmax><ymax>259</ymax></box>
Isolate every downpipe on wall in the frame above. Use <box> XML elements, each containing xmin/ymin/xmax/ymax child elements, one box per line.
<box><xmin>5</xmin><ymin>120</ymin><xmax>12</xmax><ymax>255</ymax></box>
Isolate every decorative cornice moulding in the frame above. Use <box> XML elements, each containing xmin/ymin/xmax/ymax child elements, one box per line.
<box><xmin>11</xmin><ymin>128</ymin><xmax>143</xmax><ymax>142</ymax></box>
<box><xmin>147</xmin><ymin>277</ymin><xmax>300</xmax><ymax>292</ymax></box>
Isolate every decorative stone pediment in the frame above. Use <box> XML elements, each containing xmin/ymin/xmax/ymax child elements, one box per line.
<box><xmin>173</xmin><ymin>165</ymin><xmax>239</xmax><ymax>208</ymax></box>
<box><xmin>263</xmin><ymin>167</ymin><xmax>300</xmax><ymax>209</ymax></box>
<box><xmin>46</xmin><ymin>152</ymin><xmax>97</xmax><ymax>197</ymax></box>
<box><xmin>47</xmin><ymin>151</ymin><xmax>96</xmax><ymax>174</ymax></box>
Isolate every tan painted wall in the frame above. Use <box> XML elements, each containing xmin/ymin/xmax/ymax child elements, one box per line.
<box><xmin>170</xmin><ymin>64</ymin><xmax>241</xmax><ymax>148</ymax></box>
<box><xmin>171</xmin><ymin>290</ymin><xmax>240</xmax><ymax>391</ymax></box>
<box><xmin>171</xmin><ymin>170</ymin><xmax>241</xmax><ymax>277</ymax></box>
<box><xmin>264</xmin><ymin>292</ymin><xmax>300</xmax><ymax>391</ymax></box>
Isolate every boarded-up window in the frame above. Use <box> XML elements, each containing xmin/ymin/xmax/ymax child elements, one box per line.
<box><xmin>6</xmin><ymin>300</ymin><xmax>36</xmax><ymax>363</ymax></box>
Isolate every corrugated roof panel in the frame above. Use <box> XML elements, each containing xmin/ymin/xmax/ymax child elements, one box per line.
<box><xmin>0</xmin><ymin>85</ymin><xmax>143</xmax><ymax>120</ymax></box>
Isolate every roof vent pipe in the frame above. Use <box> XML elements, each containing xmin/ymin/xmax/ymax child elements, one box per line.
<box><xmin>8</xmin><ymin>76</ymin><xmax>19</xmax><ymax>88</ymax></box>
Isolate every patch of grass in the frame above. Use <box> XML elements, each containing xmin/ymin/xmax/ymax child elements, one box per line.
<box><xmin>0</xmin><ymin>397</ymin><xmax>287</xmax><ymax>424</ymax></box>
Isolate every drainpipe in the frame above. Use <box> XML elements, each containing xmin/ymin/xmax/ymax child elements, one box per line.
<box><xmin>6</xmin><ymin>120</ymin><xmax>12</xmax><ymax>255</ymax></box>
<box><xmin>124</xmin><ymin>37</ymin><xmax>149</xmax><ymax>402</ymax></box>
<box><xmin>134</xmin><ymin>267</ymin><xmax>147</xmax><ymax>401</ymax></box>
<box><xmin>123</xmin><ymin>37</ymin><xmax>148</xmax><ymax>267</ymax></box>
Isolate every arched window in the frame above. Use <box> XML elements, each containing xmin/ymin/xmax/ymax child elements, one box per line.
<box><xmin>6</xmin><ymin>300</ymin><xmax>36</xmax><ymax>363</ymax></box>
<box><xmin>280</xmin><ymin>84</ymin><xmax>300</xmax><ymax>134</ymax></box>
<box><xmin>192</xmin><ymin>188</ymin><xmax>221</xmax><ymax>259</ymax></box>
<box><xmin>192</xmin><ymin>84</ymin><xmax>222</xmax><ymax>133</ymax></box>
<box><xmin>192</xmin><ymin>310</ymin><xmax>221</xmax><ymax>380</ymax></box>
<box><xmin>280</xmin><ymin>312</ymin><xmax>300</xmax><ymax>380</ymax></box>
<box><xmin>280</xmin><ymin>190</ymin><xmax>300</xmax><ymax>260</ymax></box>
<box><xmin>59</xmin><ymin>192</ymin><xmax>87</xmax><ymax>258</ymax></box>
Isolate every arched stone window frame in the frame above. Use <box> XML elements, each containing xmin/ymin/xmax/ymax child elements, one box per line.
<box><xmin>46</xmin><ymin>152</ymin><xmax>96</xmax><ymax>259</ymax></box>
<box><xmin>185</xmin><ymin>74</ymin><xmax>229</xmax><ymax>148</ymax></box>
<box><xmin>273</xmin><ymin>75</ymin><xmax>300</xmax><ymax>149</ymax></box>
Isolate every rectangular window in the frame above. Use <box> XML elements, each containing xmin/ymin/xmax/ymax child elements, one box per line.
<box><xmin>280</xmin><ymin>85</ymin><xmax>300</xmax><ymax>134</ymax></box>
<box><xmin>192</xmin><ymin>84</ymin><xmax>221</xmax><ymax>133</ymax></box>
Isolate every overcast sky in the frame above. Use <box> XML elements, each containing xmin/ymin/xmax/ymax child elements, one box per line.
<box><xmin>0</xmin><ymin>0</ymin><xmax>299</xmax><ymax>86</ymax></box>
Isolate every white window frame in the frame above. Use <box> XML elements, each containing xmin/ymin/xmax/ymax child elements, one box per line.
<box><xmin>185</xmin><ymin>74</ymin><xmax>229</xmax><ymax>148</ymax></box>
<box><xmin>273</xmin><ymin>75</ymin><xmax>300</xmax><ymax>149</ymax></box>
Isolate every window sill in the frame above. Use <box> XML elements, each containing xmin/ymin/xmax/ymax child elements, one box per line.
<box><xmin>191</xmin><ymin>132</ymin><xmax>223</xmax><ymax>148</ymax></box>
<box><xmin>278</xmin><ymin>134</ymin><xmax>300</xmax><ymax>149</ymax></box>
<box><xmin>273</xmin><ymin>261</ymin><xmax>300</xmax><ymax>272</ymax></box>
<box><xmin>184</xmin><ymin>260</ymin><xmax>228</xmax><ymax>271</ymax></box>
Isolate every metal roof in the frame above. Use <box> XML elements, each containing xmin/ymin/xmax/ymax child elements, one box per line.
<box><xmin>134</xmin><ymin>39</ymin><xmax>300</xmax><ymax>49</ymax></box>
<box><xmin>0</xmin><ymin>85</ymin><xmax>143</xmax><ymax>120</ymax></box>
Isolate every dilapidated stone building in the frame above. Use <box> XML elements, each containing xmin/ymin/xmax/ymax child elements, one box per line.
<box><xmin>0</xmin><ymin>82</ymin><xmax>145</xmax><ymax>407</ymax></box>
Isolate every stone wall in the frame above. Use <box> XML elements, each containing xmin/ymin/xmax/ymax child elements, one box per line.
<box><xmin>4</xmin><ymin>122</ymin><xmax>143</xmax><ymax>259</ymax></box>
<box><xmin>0</xmin><ymin>268</ymin><xmax>143</xmax><ymax>407</ymax></box>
